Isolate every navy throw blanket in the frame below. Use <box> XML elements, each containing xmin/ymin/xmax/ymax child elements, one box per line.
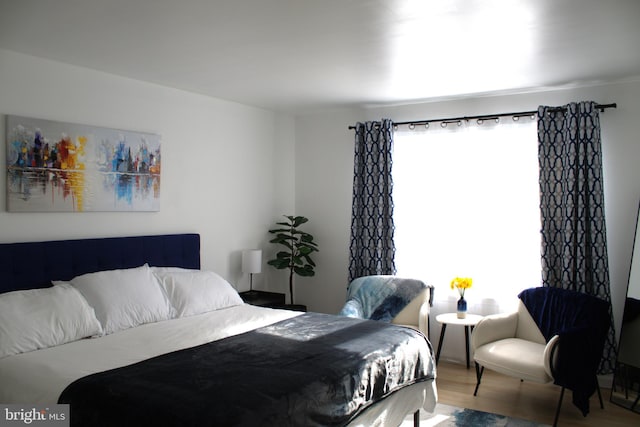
<box><xmin>518</xmin><ymin>287</ymin><xmax>610</xmax><ymax>416</ymax></box>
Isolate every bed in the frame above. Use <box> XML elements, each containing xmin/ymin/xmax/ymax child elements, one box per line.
<box><xmin>0</xmin><ymin>233</ymin><xmax>437</xmax><ymax>426</ymax></box>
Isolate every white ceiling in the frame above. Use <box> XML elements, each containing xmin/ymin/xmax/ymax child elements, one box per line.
<box><xmin>1</xmin><ymin>0</ymin><xmax>640</xmax><ymax>114</ymax></box>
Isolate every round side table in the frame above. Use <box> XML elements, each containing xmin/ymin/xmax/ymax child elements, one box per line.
<box><xmin>435</xmin><ymin>313</ymin><xmax>484</xmax><ymax>369</ymax></box>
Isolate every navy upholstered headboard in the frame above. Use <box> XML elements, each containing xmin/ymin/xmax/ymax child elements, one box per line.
<box><xmin>0</xmin><ymin>234</ymin><xmax>200</xmax><ymax>294</ymax></box>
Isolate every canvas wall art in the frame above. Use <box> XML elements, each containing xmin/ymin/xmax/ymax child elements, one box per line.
<box><xmin>6</xmin><ymin>115</ymin><xmax>161</xmax><ymax>212</ymax></box>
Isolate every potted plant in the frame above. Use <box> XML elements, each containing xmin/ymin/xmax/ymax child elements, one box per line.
<box><xmin>267</xmin><ymin>215</ymin><xmax>319</xmax><ymax>305</ymax></box>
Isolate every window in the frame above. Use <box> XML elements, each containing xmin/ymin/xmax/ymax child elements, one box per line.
<box><xmin>392</xmin><ymin>118</ymin><xmax>540</xmax><ymax>315</ymax></box>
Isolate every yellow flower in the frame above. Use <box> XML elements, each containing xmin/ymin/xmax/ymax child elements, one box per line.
<box><xmin>450</xmin><ymin>277</ymin><xmax>473</xmax><ymax>298</ymax></box>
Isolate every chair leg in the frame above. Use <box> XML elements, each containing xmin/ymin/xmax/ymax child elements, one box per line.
<box><xmin>413</xmin><ymin>409</ymin><xmax>420</xmax><ymax>427</ymax></box>
<box><xmin>473</xmin><ymin>362</ymin><xmax>484</xmax><ymax>396</ymax></box>
<box><xmin>553</xmin><ymin>387</ymin><xmax>565</xmax><ymax>427</ymax></box>
<box><xmin>596</xmin><ymin>378</ymin><xmax>604</xmax><ymax>409</ymax></box>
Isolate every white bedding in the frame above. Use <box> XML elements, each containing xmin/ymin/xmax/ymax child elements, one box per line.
<box><xmin>0</xmin><ymin>303</ymin><xmax>436</xmax><ymax>426</ymax></box>
<box><xmin>0</xmin><ymin>304</ymin><xmax>300</xmax><ymax>403</ymax></box>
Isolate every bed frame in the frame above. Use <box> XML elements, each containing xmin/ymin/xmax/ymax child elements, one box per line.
<box><xmin>0</xmin><ymin>233</ymin><xmax>200</xmax><ymax>294</ymax></box>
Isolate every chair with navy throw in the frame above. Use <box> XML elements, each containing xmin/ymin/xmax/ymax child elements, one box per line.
<box><xmin>471</xmin><ymin>286</ymin><xmax>610</xmax><ymax>426</ymax></box>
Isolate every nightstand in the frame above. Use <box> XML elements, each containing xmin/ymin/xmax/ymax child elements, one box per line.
<box><xmin>239</xmin><ymin>290</ymin><xmax>286</xmax><ymax>308</ymax></box>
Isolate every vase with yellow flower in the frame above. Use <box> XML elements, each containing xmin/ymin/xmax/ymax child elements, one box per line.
<box><xmin>451</xmin><ymin>277</ymin><xmax>473</xmax><ymax>318</ymax></box>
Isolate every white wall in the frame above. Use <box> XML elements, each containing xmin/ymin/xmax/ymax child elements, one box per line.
<box><xmin>295</xmin><ymin>80</ymin><xmax>640</xmax><ymax>362</ymax></box>
<box><xmin>0</xmin><ymin>49</ymin><xmax>296</xmax><ymax>293</ymax></box>
<box><xmin>293</xmin><ymin>109</ymin><xmax>362</xmax><ymax>308</ymax></box>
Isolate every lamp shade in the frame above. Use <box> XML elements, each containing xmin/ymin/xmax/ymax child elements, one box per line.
<box><xmin>242</xmin><ymin>249</ymin><xmax>262</xmax><ymax>274</ymax></box>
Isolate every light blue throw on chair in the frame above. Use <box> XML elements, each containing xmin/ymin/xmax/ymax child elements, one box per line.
<box><xmin>339</xmin><ymin>275</ymin><xmax>427</xmax><ymax>323</ymax></box>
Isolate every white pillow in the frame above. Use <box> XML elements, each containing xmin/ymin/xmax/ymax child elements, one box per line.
<box><xmin>68</xmin><ymin>264</ymin><xmax>175</xmax><ymax>335</ymax></box>
<box><xmin>0</xmin><ymin>284</ymin><xmax>103</xmax><ymax>359</ymax></box>
<box><xmin>150</xmin><ymin>266</ymin><xmax>196</xmax><ymax>274</ymax></box>
<box><xmin>154</xmin><ymin>270</ymin><xmax>243</xmax><ymax>317</ymax></box>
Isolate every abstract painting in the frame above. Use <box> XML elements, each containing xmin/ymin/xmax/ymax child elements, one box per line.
<box><xmin>6</xmin><ymin>115</ymin><xmax>161</xmax><ymax>212</ymax></box>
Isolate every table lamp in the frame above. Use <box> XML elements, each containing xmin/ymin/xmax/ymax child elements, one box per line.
<box><xmin>242</xmin><ymin>249</ymin><xmax>262</xmax><ymax>292</ymax></box>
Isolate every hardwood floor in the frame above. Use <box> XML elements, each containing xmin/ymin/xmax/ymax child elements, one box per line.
<box><xmin>434</xmin><ymin>361</ymin><xmax>639</xmax><ymax>427</ymax></box>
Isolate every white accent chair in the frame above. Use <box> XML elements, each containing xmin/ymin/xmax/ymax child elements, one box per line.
<box><xmin>471</xmin><ymin>297</ymin><xmax>604</xmax><ymax>427</ymax></box>
<box><xmin>341</xmin><ymin>275</ymin><xmax>434</xmax><ymax>339</ymax></box>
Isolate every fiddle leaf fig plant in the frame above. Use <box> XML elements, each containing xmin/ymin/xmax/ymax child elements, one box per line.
<box><xmin>267</xmin><ymin>215</ymin><xmax>319</xmax><ymax>305</ymax></box>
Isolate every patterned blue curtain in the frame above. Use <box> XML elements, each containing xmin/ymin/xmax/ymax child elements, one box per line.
<box><xmin>538</xmin><ymin>101</ymin><xmax>616</xmax><ymax>373</ymax></box>
<box><xmin>348</xmin><ymin>119</ymin><xmax>396</xmax><ymax>282</ymax></box>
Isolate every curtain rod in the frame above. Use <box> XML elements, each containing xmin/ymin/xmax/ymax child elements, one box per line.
<box><xmin>347</xmin><ymin>103</ymin><xmax>617</xmax><ymax>130</ymax></box>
